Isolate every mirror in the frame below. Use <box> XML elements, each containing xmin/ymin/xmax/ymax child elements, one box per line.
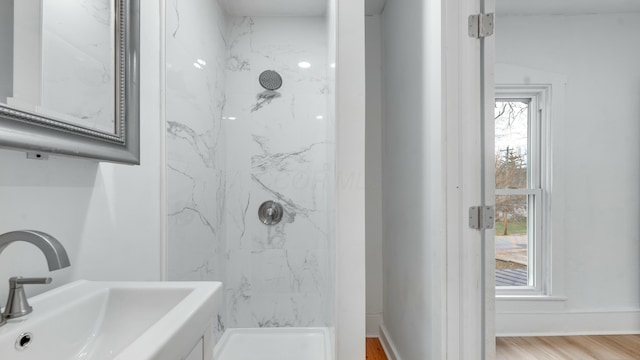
<box><xmin>0</xmin><ymin>0</ymin><xmax>140</xmax><ymax>164</ymax></box>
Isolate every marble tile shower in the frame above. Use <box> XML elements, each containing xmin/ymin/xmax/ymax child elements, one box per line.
<box><xmin>223</xmin><ymin>17</ymin><xmax>332</xmax><ymax>328</ymax></box>
<box><xmin>166</xmin><ymin>0</ymin><xmax>227</xmax><ymax>282</ymax></box>
<box><xmin>166</xmin><ymin>0</ymin><xmax>228</xmax><ymax>337</ymax></box>
<box><xmin>167</xmin><ymin>1</ymin><xmax>334</xmax><ymax>330</ymax></box>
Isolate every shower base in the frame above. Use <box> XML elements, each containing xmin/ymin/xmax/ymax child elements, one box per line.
<box><xmin>213</xmin><ymin>327</ymin><xmax>333</xmax><ymax>360</ymax></box>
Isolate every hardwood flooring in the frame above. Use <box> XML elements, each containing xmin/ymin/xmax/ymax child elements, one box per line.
<box><xmin>496</xmin><ymin>335</ymin><xmax>640</xmax><ymax>359</ymax></box>
<box><xmin>366</xmin><ymin>338</ymin><xmax>389</xmax><ymax>360</ymax></box>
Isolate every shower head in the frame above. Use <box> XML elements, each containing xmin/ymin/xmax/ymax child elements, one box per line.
<box><xmin>259</xmin><ymin>70</ymin><xmax>282</xmax><ymax>91</ymax></box>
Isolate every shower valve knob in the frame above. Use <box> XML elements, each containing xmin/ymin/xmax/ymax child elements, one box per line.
<box><xmin>258</xmin><ymin>201</ymin><xmax>284</xmax><ymax>225</ymax></box>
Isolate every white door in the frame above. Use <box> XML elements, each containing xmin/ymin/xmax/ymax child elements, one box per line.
<box><xmin>444</xmin><ymin>0</ymin><xmax>495</xmax><ymax>358</ymax></box>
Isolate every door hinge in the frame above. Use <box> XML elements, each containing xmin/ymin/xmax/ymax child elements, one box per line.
<box><xmin>469</xmin><ymin>206</ymin><xmax>495</xmax><ymax>230</ymax></box>
<box><xmin>468</xmin><ymin>13</ymin><xmax>494</xmax><ymax>38</ymax></box>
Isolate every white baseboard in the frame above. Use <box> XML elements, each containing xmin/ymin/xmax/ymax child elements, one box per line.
<box><xmin>379</xmin><ymin>324</ymin><xmax>401</xmax><ymax>360</ymax></box>
<box><xmin>366</xmin><ymin>314</ymin><xmax>383</xmax><ymax>337</ymax></box>
<box><xmin>496</xmin><ymin>309</ymin><xmax>640</xmax><ymax>337</ymax></box>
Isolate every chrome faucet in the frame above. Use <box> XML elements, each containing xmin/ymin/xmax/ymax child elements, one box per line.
<box><xmin>0</xmin><ymin>230</ymin><xmax>70</xmax><ymax>271</ymax></box>
<box><xmin>0</xmin><ymin>230</ymin><xmax>70</xmax><ymax>327</ymax></box>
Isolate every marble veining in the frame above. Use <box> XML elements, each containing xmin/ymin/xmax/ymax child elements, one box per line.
<box><xmin>82</xmin><ymin>0</ymin><xmax>110</xmax><ymax>26</ymax></box>
<box><xmin>223</xmin><ymin>16</ymin><xmax>332</xmax><ymax>328</ymax></box>
<box><xmin>225</xmin><ymin>18</ymin><xmax>253</xmax><ymax>71</ymax></box>
<box><xmin>171</xmin><ymin>0</ymin><xmax>181</xmax><ymax>38</ymax></box>
<box><xmin>227</xmin><ymin>55</ymin><xmax>251</xmax><ymax>72</ymax></box>
<box><xmin>251</xmin><ymin>90</ymin><xmax>281</xmax><ymax>112</ymax></box>
<box><xmin>166</xmin><ymin>0</ymin><xmax>227</xmax><ymax>289</ymax></box>
<box><xmin>167</xmin><ymin>8</ymin><xmax>333</xmax><ymax>331</ymax></box>
<box><xmin>167</xmin><ymin>121</ymin><xmax>218</xmax><ymax>168</ymax></box>
<box><xmin>251</xmin><ymin>135</ymin><xmax>324</xmax><ymax>172</ymax></box>
<box><xmin>251</xmin><ymin>174</ymin><xmax>308</xmax><ymax>219</ymax></box>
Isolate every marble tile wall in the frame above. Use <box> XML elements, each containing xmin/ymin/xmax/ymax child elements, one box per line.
<box><xmin>165</xmin><ymin>0</ymin><xmax>227</xmax><ymax>337</ymax></box>
<box><xmin>167</xmin><ymin>6</ymin><xmax>334</xmax><ymax>330</ymax></box>
<box><xmin>223</xmin><ymin>16</ymin><xmax>333</xmax><ymax>328</ymax></box>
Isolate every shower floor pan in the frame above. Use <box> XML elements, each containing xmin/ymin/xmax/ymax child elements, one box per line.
<box><xmin>213</xmin><ymin>327</ymin><xmax>332</xmax><ymax>360</ymax></box>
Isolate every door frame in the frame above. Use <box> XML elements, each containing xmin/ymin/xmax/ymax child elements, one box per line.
<box><xmin>442</xmin><ymin>0</ymin><xmax>495</xmax><ymax>358</ymax></box>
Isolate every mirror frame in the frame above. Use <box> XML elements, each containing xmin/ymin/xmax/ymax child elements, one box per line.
<box><xmin>0</xmin><ymin>0</ymin><xmax>140</xmax><ymax>164</ymax></box>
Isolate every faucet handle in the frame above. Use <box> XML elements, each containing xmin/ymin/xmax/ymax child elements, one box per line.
<box><xmin>3</xmin><ymin>276</ymin><xmax>52</xmax><ymax>320</ymax></box>
<box><xmin>10</xmin><ymin>277</ymin><xmax>52</xmax><ymax>287</ymax></box>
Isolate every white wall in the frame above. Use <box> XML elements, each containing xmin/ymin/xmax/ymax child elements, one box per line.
<box><xmin>380</xmin><ymin>0</ymin><xmax>443</xmax><ymax>358</ymax></box>
<box><xmin>365</xmin><ymin>14</ymin><xmax>384</xmax><ymax>337</ymax></box>
<box><xmin>0</xmin><ymin>0</ymin><xmax>163</xmax><ymax>301</ymax></box>
<box><xmin>326</xmin><ymin>0</ymin><xmax>337</xmax><ymax>353</ymax></box>
<box><xmin>335</xmin><ymin>0</ymin><xmax>366</xmax><ymax>358</ymax></box>
<box><xmin>495</xmin><ymin>13</ymin><xmax>640</xmax><ymax>335</ymax></box>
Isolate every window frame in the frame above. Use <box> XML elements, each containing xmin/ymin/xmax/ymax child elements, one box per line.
<box><xmin>495</xmin><ymin>85</ymin><xmax>551</xmax><ymax>297</ymax></box>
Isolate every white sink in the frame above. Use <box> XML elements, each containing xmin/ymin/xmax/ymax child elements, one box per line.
<box><xmin>0</xmin><ymin>280</ymin><xmax>223</xmax><ymax>360</ymax></box>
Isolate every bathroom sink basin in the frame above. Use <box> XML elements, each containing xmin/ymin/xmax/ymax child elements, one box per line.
<box><xmin>0</xmin><ymin>280</ymin><xmax>222</xmax><ymax>360</ymax></box>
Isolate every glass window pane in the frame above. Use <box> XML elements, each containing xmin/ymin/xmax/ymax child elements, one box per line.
<box><xmin>495</xmin><ymin>194</ymin><xmax>529</xmax><ymax>287</ymax></box>
<box><xmin>495</xmin><ymin>100</ymin><xmax>529</xmax><ymax>189</ymax></box>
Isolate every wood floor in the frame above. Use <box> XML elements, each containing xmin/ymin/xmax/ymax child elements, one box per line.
<box><xmin>496</xmin><ymin>335</ymin><xmax>640</xmax><ymax>359</ymax></box>
<box><xmin>366</xmin><ymin>338</ymin><xmax>389</xmax><ymax>360</ymax></box>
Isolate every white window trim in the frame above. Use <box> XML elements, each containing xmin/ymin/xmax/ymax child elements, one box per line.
<box><xmin>495</xmin><ymin>85</ymin><xmax>552</xmax><ymax>297</ymax></box>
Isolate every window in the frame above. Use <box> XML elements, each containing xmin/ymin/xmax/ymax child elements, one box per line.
<box><xmin>494</xmin><ymin>86</ymin><xmax>549</xmax><ymax>295</ymax></box>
